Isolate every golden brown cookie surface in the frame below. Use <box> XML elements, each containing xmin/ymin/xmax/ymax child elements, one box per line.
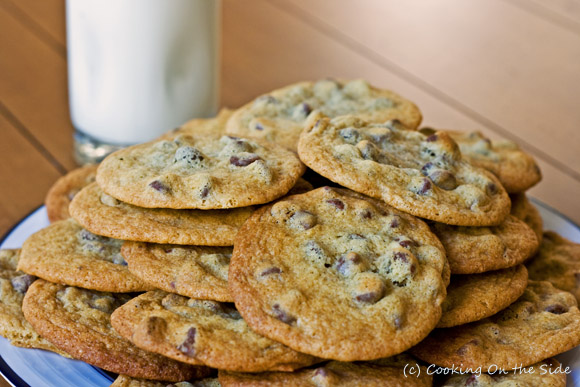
<box><xmin>229</xmin><ymin>187</ymin><xmax>447</xmax><ymax>361</ymax></box>
<box><xmin>70</xmin><ymin>183</ymin><xmax>253</xmax><ymax>246</ymax></box>
<box><xmin>122</xmin><ymin>243</ymin><xmax>232</xmax><ymax>302</ymax></box>
<box><xmin>442</xmin><ymin>129</ymin><xmax>541</xmax><ymax>193</ymax></box>
<box><xmin>22</xmin><ymin>280</ymin><xmax>207</xmax><ymax>381</ymax></box>
<box><xmin>298</xmin><ymin>115</ymin><xmax>510</xmax><ymax>226</ymax></box>
<box><xmin>111</xmin><ymin>291</ymin><xmax>318</xmax><ymax>372</ymax></box>
<box><xmin>431</xmin><ymin>215</ymin><xmax>538</xmax><ymax>274</ymax></box>
<box><xmin>18</xmin><ymin>219</ymin><xmax>152</xmax><ymax>292</ymax></box>
<box><xmin>527</xmin><ymin>231</ymin><xmax>580</xmax><ymax>303</ymax></box>
<box><xmin>510</xmin><ymin>193</ymin><xmax>543</xmax><ymax>246</ymax></box>
<box><xmin>218</xmin><ymin>355</ymin><xmax>432</xmax><ymax>387</ymax></box>
<box><xmin>45</xmin><ymin>164</ymin><xmax>98</xmax><ymax>223</ymax></box>
<box><xmin>97</xmin><ymin>134</ymin><xmax>305</xmax><ymax>209</ymax></box>
<box><xmin>412</xmin><ymin>281</ymin><xmax>580</xmax><ymax>372</ymax></box>
<box><xmin>226</xmin><ymin>79</ymin><xmax>422</xmax><ymax>151</ymax></box>
<box><xmin>438</xmin><ymin>265</ymin><xmax>528</xmax><ymax>328</ymax></box>
<box><xmin>0</xmin><ymin>249</ymin><xmax>66</xmax><ymax>355</ymax></box>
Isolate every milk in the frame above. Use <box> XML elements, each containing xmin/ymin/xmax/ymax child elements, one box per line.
<box><xmin>66</xmin><ymin>0</ymin><xmax>220</xmax><ymax>146</ymax></box>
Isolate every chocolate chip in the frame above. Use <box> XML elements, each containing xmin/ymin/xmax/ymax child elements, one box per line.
<box><xmin>390</xmin><ymin>217</ymin><xmax>399</xmax><ymax>228</ymax></box>
<box><xmin>465</xmin><ymin>374</ymin><xmax>478</xmax><ymax>385</ymax></box>
<box><xmin>145</xmin><ymin>316</ymin><xmax>167</xmax><ymax>337</ymax></box>
<box><xmin>398</xmin><ymin>239</ymin><xmax>416</xmax><ymax>248</ymax></box>
<box><xmin>170</xmin><ymin>281</ymin><xmax>176</xmax><ymax>289</ymax></box>
<box><xmin>230</xmin><ymin>154</ymin><xmax>261</xmax><ymax>167</ymax></box>
<box><xmin>313</xmin><ymin>367</ymin><xmax>329</xmax><ymax>377</ymax></box>
<box><xmin>421</xmin><ymin>162</ymin><xmax>434</xmax><ymax>175</ymax></box>
<box><xmin>174</xmin><ymin>146</ymin><xmax>204</xmax><ymax>164</ymax></box>
<box><xmin>393</xmin><ymin>315</ymin><xmax>404</xmax><ymax>329</ymax></box>
<box><xmin>426</xmin><ymin>134</ymin><xmax>438</xmax><ymax>142</ymax></box>
<box><xmin>301</xmin><ymin>103</ymin><xmax>312</xmax><ymax>116</ymax></box>
<box><xmin>164</xmin><ymin>248</ymin><xmax>173</xmax><ymax>253</ymax></box>
<box><xmin>254</xmin><ymin>123</ymin><xmax>264</xmax><ymax>131</ymax></box>
<box><xmin>338</xmin><ymin>128</ymin><xmax>361</xmax><ymax>144</ymax></box>
<box><xmin>326</xmin><ymin>198</ymin><xmax>345</xmax><ymax>210</ymax></box>
<box><xmin>393</xmin><ymin>252</ymin><xmax>409</xmax><ymax>263</ymax></box>
<box><xmin>358</xmin><ymin>140</ymin><xmax>379</xmax><ymax>160</ymax></box>
<box><xmin>487</xmin><ymin>182</ymin><xmax>498</xmax><ymax>195</ymax></box>
<box><xmin>346</xmin><ymin>252</ymin><xmax>361</xmax><ymax>263</ymax></box>
<box><xmin>429</xmin><ymin>170</ymin><xmax>458</xmax><ymax>190</ymax></box>
<box><xmin>200</xmin><ymin>185</ymin><xmax>210</xmax><ymax>198</ymax></box>
<box><xmin>417</xmin><ymin>178</ymin><xmax>432</xmax><ymax>195</ymax></box>
<box><xmin>272</xmin><ymin>304</ymin><xmax>296</xmax><ymax>324</ymax></box>
<box><xmin>305</xmin><ymin>240</ymin><xmax>325</xmax><ymax>258</ymax></box>
<box><xmin>336</xmin><ymin>257</ymin><xmax>347</xmax><ymax>274</ymax></box>
<box><xmin>456</xmin><ymin>339</ymin><xmax>479</xmax><ymax>356</ymax></box>
<box><xmin>419</xmin><ymin>127</ymin><xmax>436</xmax><ymax>136</ymax></box>
<box><xmin>79</xmin><ymin>229</ymin><xmax>99</xmax><ymax>242</ymax></box>
<box><xmin>149</xmin><ymin>180</ymin><xmax>170</xmax><ymax>194</ymax></box>
<box><xmin>361</xmin><ymin>209</ymin><xmax>372</xmax><ymax>219</ymax></box>
<box><xmin>545</xmin><ymin>304</ymin><xmax>568</xmax><ymax>315</ymax></box>
<box><xmin>290</xmin><ymin>210</ymin><xmax>317</xmax><ymax>230</ymax></box>
<box><xmin>355</xmin><ymin>291</ymin><xmax>384</xmax><ymax>304</ymax></box>
<box><xmin>177</xmin><ymin>327</ymin><xmax>197</xmax><ymax>357</ymax></box>
<box><xmin>11</xmin><ymin>274</ymin><xmax>36</xmax><ymax>294</ymax></box>
<box><xmin>260</xmin><ymin>267</ymin><xmax>282</xmax><ymax>276</ymax></box>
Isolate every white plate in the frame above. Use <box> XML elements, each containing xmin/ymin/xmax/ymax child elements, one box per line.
<box><xmin>0</xmin><ymin>202</ymin><xmax>579</xmax><ymax>386</ymax></box>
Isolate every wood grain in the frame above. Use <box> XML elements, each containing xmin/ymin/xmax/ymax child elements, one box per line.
<box><xmin>0</xmin><ymin>4</ymin><xmax>74</xmax><ymax>172</ymax></box>
<box><xmin>282</xmin><ymin>0</ymin><xmax>580</xmax><ymax>176</ymax></box>
<box><xmin>0</xmin><ymin>112</ymin><xmax>61</xmax><ymax>238</ymax></box>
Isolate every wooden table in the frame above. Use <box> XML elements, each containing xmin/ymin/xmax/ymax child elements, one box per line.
<box><xmin>0</xmin><ymin>0</ymin><xmax>578</xmax><ymax>385</ymax></box>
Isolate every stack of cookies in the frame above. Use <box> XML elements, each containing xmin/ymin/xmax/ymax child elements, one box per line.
<box><xmin>0</xmin><ymin>79</ymin><xmax>578</xmax><ymax>387</ymax></box>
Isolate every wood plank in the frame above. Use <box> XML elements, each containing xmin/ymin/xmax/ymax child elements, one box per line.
<box><xmin>0</xmin><ymin>113</ymin><xmax>62</xmax><ymax>238</ymax></box>
<box><xmin>280</xmin><ymin>0</ymin><xmax>580</xmax><ymax>177</ymax></box>
<box><xmin>221</xmin><ymin>0</ymin><xmax>580</xmax><ymax>224</ymax></box>
<box><xmin>1</xmin><ymin>0</ymin><xmax>66</xmax><ymax>51</ymax></box>
<box><xmin>0</xmin><ymin>5</ymin><xmax>75</xmax><ymax>171</ymax></box>
<box><xmin>505</xmin><ymin>0</ymin><xmax>580</xmax><ymax>28</ymax></box>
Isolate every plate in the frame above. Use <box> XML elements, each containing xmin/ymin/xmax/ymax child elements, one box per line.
<box><xmin>0</xmin><ymin>202</ymin><xmax>579</xmax><ymax>386</ymax></box>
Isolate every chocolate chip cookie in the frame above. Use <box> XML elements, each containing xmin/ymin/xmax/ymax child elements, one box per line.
<box><xmin>22</xmin><ymin>280</ymin><xmax>208</xmax><ymax>381</ymax></box>
<box><xmin>122</xmin><ymin>242</ymin><xmax>232</xmax><ymax>302</ymax></box>
<box><xmin>158</xmin><ymin>108</ymin><xmax>233</xmax><ymax>140</ymax></box>
<box><xmin>411</xmin><ymin>281</ymin><xmax>580</xmax><ymax>372</ymax></box>
<box><xmin>70</xmin><ymin>183</ymin><xmax>253</xmax><ymax>246</ymax></box>
<box><xmin>111</xmin><ymin>291</ymin><xmax>318</xmax><ymax>372</ymax></box>
<box><xmin>438</xmin><ymin>265</ymin><xmax>528</xmax><ymax>328</ymax></box>
<box><xmin>229</xmin><ymin>187</ymin><xmax>447</xmax><ymax>361</ymax></box>
<box><xmin>298</xmin><ymin>115</ymin><xmax>510</xmax><ymax>226</ymax></box>
<box><xmin>429</xmin><ymin>129</ymin><xmax>542</xmax><ymax>193</ymax></box>
<box><xmin>18</xmin><ymin>219</ymin><xmax>152</xmax><ymax>292</ymax></box>
<box><xmin>431</xmin><ymin>215</ymin><xmax>538</xmax><ymax>274</ymax></box>
<box><xmin>510</xmin><ymin>193</ymin><xmax>543</xmax><ymax>245</ymax></box>
<box><xmin>45</xmin><ymin>164</ymin><xmax>98</xmax><ymax>222</ymax></box>
<box><xmin>527</xmin><ymin>231</ymin><xmax>580</xmax><ymax>303</ymax></box>
<box><xmin>226</xmin><ymin>79</ymin><xmax>422</xmax><ymax>151</ymax></box>
<box><xmin>97</xmin><ymin>134</ymin><xmax>305</xmax><ymax>209</ymax></box>
<box><xmin>0</xmin><ymin>249</ymin><xmax>66</xmax><ymax>355</ymax></box>
<box><xmin>111</xmin><ymin>375</ymin><xmax>220</xmax><ymax>387</ymax></box>
<box><xmin>218</xmin><ymin>355</ymin><xmax>432</xmax><ymax>387</ymax></box>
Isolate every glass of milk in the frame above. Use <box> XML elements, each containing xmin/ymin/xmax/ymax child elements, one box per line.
<box><xmin>66</xmin><ymin>0</ymin><xmax>220</xmax><ymax>165</ymax></box>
